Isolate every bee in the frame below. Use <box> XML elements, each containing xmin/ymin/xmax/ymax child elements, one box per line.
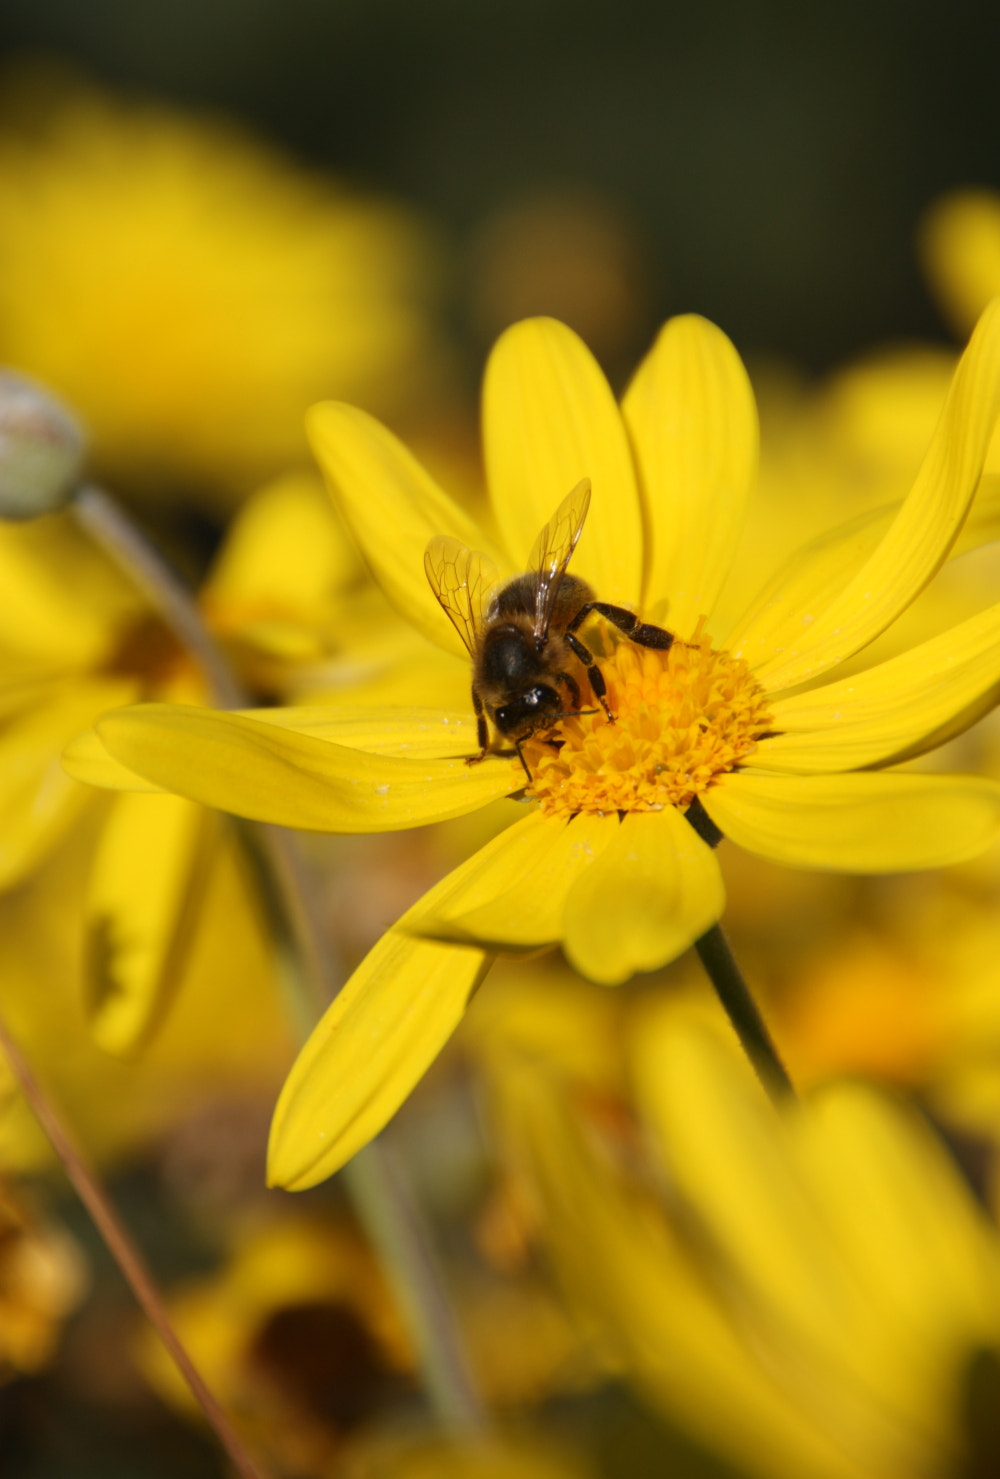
<box><xmin>424</xmin><ymin>478</ymin><xmax>674</xmax><ymax>772</ymax></box>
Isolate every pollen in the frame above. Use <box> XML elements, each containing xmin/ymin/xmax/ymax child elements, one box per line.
<box><xmin>522</xmin><ymin>629</ymin><xmax>773</xmax><ymax>820</ymax></box>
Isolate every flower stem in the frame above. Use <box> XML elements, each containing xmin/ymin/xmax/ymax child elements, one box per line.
<box><xmin>74</xmin><ymin>482</ymin><xmax>488</xmax><ymax>1435</ymax></box>
<box><xmin>74</xmin><ymin>485</ymin><xmax>244</xmax><ymax>708</ymax></box>
<box><xmin>0</xmin><ymin>1009</ymin><xmax>269</xmax><ymax>1479</ymax></box>
<box><xmin>345</xmin><ymin>1138</ymin><xmax>486</xmax><ymax>1435</ymax></box>
<box><xmin>694</xmin><ymin>924</ymin><xmax>795</xmax><ymax>1104</ymax></box>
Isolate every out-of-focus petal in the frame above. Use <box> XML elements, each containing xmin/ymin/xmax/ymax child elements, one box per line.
<box><xmin>704</xmin><ymin>770</ymin><xmax>1000</xmax><ymax>871</ymax></box>
<box><xmin>62</xmin><ymin>727</ymin><xmax>165</xmax><ymax>791</ymax></box>
<box><xmin>563</xmin><ymin>808</ymin><xmax>725</xmax><ymax>984</ymax></box>
<box><xmin>920</xmin><ymin>189</ymin><xmax>1000</xmax><ymax>338</ymax></box>
<box><xmin>623</xmin><ymin>315</ymin><xmax>758</xmax><ymax>636</ymax></box>
<box><xmin>761</xmin><ymin>597</ymin><xmax>1000</xmax><ymax>772</ymax></box>
<box><xmin>502</xmin><ymin>1054</ymin><xmax>855</xmax><ymax>1479</ymax></box>
<box><xmin>0</xmin><ymin>513</ymin><xmax>140</xmax><ymax>669</ymax></box>
<box><xmin>798</xmin><ymin>1087</ymin><xmax>1000</xmax><ymax>1327</ymax></box>
<box><xmin>96</xmin><ymin>704</ymin><xmax>518</xmax><ymax>831</ymax></box>
<box><xmin>739</xmin><ymin>298</ymin><xmax>1000</xmax><ymax>692</ymax></box>
<box><xmin>0</xmin><ymin>679</ymin><xmax>136</xmax><ymax>890</ymax></box>
<box><xmin>201</xmin><ymin>469</ymin><xmax>361</xmax><ymax>633</ymax></box>
<box><xmin>84</xmin><ymin>792</ymin><xmax>215</xmax><ymax>1055</ymax></box>
<box><xmin>482</xmin><ymin>317</ymin><xmax>643</xmax><ymax>602</ymax></box>
<box><xmin>307</xmin><ymin>401</ymin><xmax>502</xmax><ymax>656</ymax></box>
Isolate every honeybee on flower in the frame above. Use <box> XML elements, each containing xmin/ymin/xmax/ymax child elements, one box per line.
<box><xmin>426</xmin><ymin>477</ymin><xmax>674</xmax><ymax>770</ymax></box>
<box><xmin>69</xmin><ymin>303</ymin><xmax>1000</xmax><ymax>1188</ymax></box>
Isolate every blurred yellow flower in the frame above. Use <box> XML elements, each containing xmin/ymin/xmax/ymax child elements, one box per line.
<box><xmin>0</xmin><ymin>822</ymin><xmax>291</xmax><ymax>1177</ymax></box>
<box><xmin>0</xmin><ymin>1180</ymin><xmax>87</xmax><ymax>1378</ymax></box>
<box><xmin>921</xmin><ymin>188</ymin><xmax>1000</xmax><ymax>341</ymax></box>
<box><xmin>0</xmin><ymin>813</ymin><xmax>292</xmax><ymax>1175</ymax></box>
<box><xmin>141</xmin><ymin>1203</ymin><xmax>595</xmax><ymax>1471</ymax></box>
<box><xmin>6</xmin><ymin>469</ymin><xmax>422</xmax><ymax>1058</ymax></box>
<box><xmin>78</xmin><ymin>302</ymin><xmax>1000</xmax><ymax>1187</ymax></box>
<box><xmin>0</xmin><ymin>72</ymin><xmax>440</xmax><ymax>503</ymax></box>
<box><xmin>488</xmin><ymin>994</ymin><xmax>1000</xmax><ymax>1479</ymax></box>
<box><xmin>140</xmin><ymin>1212</ymin><xmax>414</xmax><ymax>1474</ymax></box>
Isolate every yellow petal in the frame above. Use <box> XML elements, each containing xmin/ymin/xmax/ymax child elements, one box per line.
<box><xmin>637</xmin><ymin>1020</ymin><xmax>849</xmax><ymax>1349</ymax></box>
<box><xmin>269</xmin><ymin>934</ymin><xmax>488</xmax><ymax>1188</ymax></box>
<box><xmin>800</xmin><ymin>1086</ymin><xmax>1000</xmax><ymax>1328</ymax></box>
<box><xmin>740</xmin><ymin>298</ymin><xmax>1000</xmax><ymax>691</ymax></box>
<box><xmin>413</xmin><ymin>809</ymin><xmax>616</xmax><ymax>948</ymax></box>
<box><xmin>498</xmin><ymin>1054</ymin><xmax>857</xmax><ymax>1479</ymax></box>
<box><xmin>0</xmin><ymin>679</ymin><xmax>136</xmax><ymax>890</ymax></box>
<box><xmin>727</xmin><ymin>483</ymin><xmax>1000</xmax><ymax>675</ymax></box>
<box><xmin>307</xmin><ymin>402</ymin><xmax>503</xmax><ymax>657</ymax></box>
<box><xmin>62</xmin><ymin>727</ymin><xmax>166</xmax><ymax>791</ymax></box>
<box><xmin>623</xmin><ymin>315</ymin><xmax>758</xmax><ymax>636</ymax></box>
<box><xmin>638</xmin><ymin>1020</ymin><xmax>979</xmax><ymax>1461</ymax></box>
<box><xmin>84</xmin><ymin>793</ymin><xmax>216</xmax><ymax>1056</ymax></box>
<box><xmin>920</xmin><ymin>188</ymin><xmax>1000</xmax><ymax>337</ymax></box>
<box><xmin>761</xmin><ymin>596</ymin><xmax>1000</xmax><ymax>772</ymax></box>
<box><xmin>563</xmin><ymin>808</ymin><xmax>725</xmax><ymax>985</ymax></box>
<box><xmin>482</xmin><ymin>317</ymin><xmax>643</xmax><ymax>602</ymax></box>
<box><xmin>97</xmin><ymin>704</ymin><xmax>518</xmax><ymax>831</ymax></box>
<box><xmin>725</xmin><ymin>503</ymin><xmax>896</xmax><ymax>667</ymax></box>
<box><xmin>201</xmin><ymin>470</ymin><xmax>361</xmax><ymax>627</ymax></box>
<box><xmin>0</xmin><ymin>513</ymin><xmax>140</xmax><ymax>669</ymax></box>
<box><xmin>234</xmin><ymin>704</ymin><xmax>481</xmax><ymax>758</ymax></box>
<box><xmin>268</xmin><ymin>827</ymin><xmax>526</xmax><ymax>1185</ymax></box>
<box><xmin>703</xmin><ymin>770</ymin><xmax>1000</xmax><ymax>871</ymax></box>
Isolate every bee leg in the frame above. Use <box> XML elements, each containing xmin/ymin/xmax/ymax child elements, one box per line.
<box><xmin>564</xmin><ymin>632</ymin><xmax>615</xmax><ymax>722</ymax></box>
<box><xmin>467</xmin><ymin>685</ymin><xmax>489</xmax><ymax>765</ymax></box>
<box><xmin>569</xmin><ymin>602</ymin><xmax>674</xmax><ymax>651</ymax></box>
<box><xmin>514</xmin><ymin>739</ymin><xmax>533</xmax><ymax>783</ymax></box>
<box><xmin>557</xmin><ymin>670</ymin><xmax>582</xmax><ymax>709</ymax></box>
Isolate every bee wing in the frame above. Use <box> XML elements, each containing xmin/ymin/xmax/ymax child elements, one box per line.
<box><xmin>527</xmin><ymin>477</ymin><xmax>592</xmax><ymax>640</ymax></box>
<box><xmin>424</xmin><ymin>536</ymin><xmax>500</xmax><ymax>656</ymax></box>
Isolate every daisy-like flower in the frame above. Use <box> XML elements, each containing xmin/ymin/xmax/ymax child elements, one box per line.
<box><xmin>75</xmin><ymin>305</ymin><xmax>1000</xmax><ymax>1187</ymax></box>
<box><xmin>484</xmin><ymin>992</ymin><xmax>1000</xmax><ymax>1479</ymax></box>
<box><xmin>4</xmin><ymin>469</ymin><xmax>423</xmax><ymax>1059</ymax></box>
<box><xmin>0</xmin><ymin>70</ymin><xmax>439</xmax><ymax>504</ymax></box>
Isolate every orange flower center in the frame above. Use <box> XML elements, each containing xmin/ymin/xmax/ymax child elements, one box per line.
<box><xmin>522</xmin><ymin>629</ymin><xmax>773</xmax><ymax>819</ymax></box>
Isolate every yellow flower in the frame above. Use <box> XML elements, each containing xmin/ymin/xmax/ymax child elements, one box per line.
<box><xmin>0</xmin><ymin>814</ymin><xmax>292</xmax><ymax>1175</ymax></box>
<box><xmin>487</xmin><ymin>994</ymin><xmax>1000</xmax><ymax>1479</ymax></box>
<box><xmin>140</xmin><ymin>1205</ymin><xmax>593</xmax><ymax>1470</ymax></box>
<box><xmin>139</xmin><ymin>1212</ymin><xmax>414</xmax><ymax>1474</ymax></box>
<box><xmin>921</xmin><ymin>188</ymin><xmax>1000</xmax><ymax>340</ymax></box>
<box><xmin>0</xmin><ymin>1179</ymin><xmax>87</xmax><ymax>1378</ymax></box>
<box><xmin>75</xmin><ymin>305</ymin><xmax>1000</xmax><ymax>1187</ymax></box>
<box><xmin>0</xmin><ymin>72</ymin><xmax>439</xmax><ymax>503</ymax></box>
<box><xmin>4</xmin><ymin>471</ymin><xmax>412</xmax><ymax>1057</ymax></box>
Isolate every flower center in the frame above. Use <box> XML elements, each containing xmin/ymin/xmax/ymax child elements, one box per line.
<box><xmin>521</xmin><ymin>627</ymin><xmax>773</xmax><ymax>819</ymax></box>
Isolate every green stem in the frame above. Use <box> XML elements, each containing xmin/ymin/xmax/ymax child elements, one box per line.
<box><xmin>345</xmin><ymin>1139</ymin><xmax>486</xmax><ymax>1436</ymax></box>
<box><xmin>694</xmin><ymin>924</ymin><xmax>795</xmax><ymax>1105</ymax></box>
<box><xmin>74</xmin><ymin>485</ymin><xmax>244</xmax><ymax>708</ymax></box>
<box><xmin>76</xmin><ymin>482</ymin><xmax>488</xmax><ymax>1435</ymax></box>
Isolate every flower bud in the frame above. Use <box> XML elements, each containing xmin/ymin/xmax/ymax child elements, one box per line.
<box><xmin>0</xmin><ymin>371</ymin><xmax>85</xmax><ymax>519</ymax></box>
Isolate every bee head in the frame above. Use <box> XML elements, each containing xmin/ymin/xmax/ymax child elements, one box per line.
<box><xmin>494</xmin><ymin>684</ymin><xmax>561</xmax><ymax>736</ymax></box>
